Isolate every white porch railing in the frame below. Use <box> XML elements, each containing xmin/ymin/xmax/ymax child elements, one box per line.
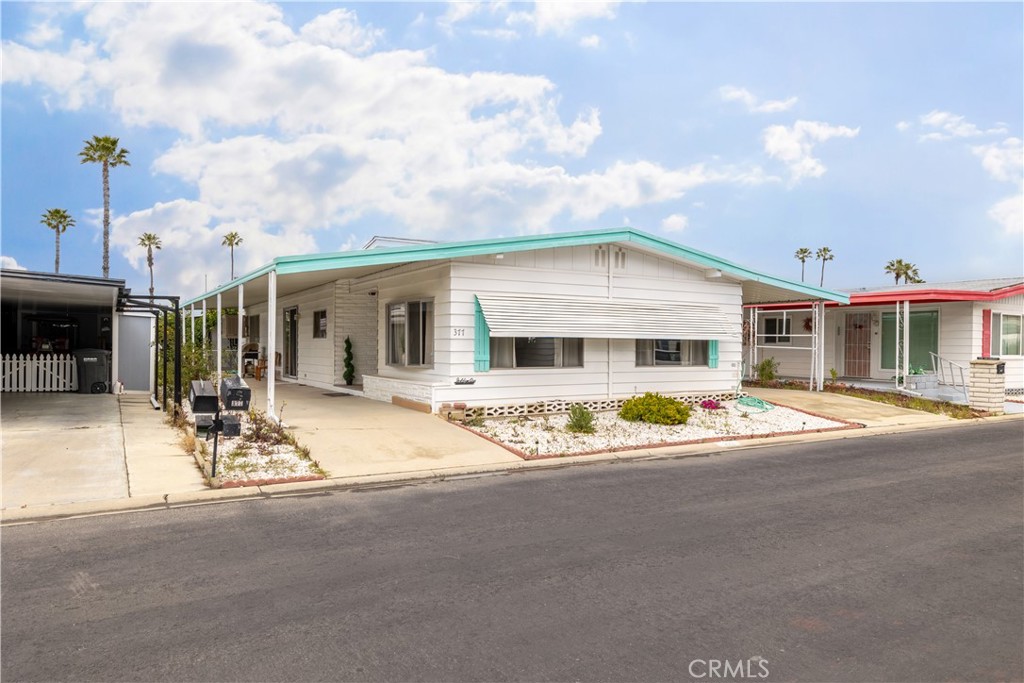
<box><xmin>1</xmin><ymin>353</ymin><xmax>77</xmax><ymax>392</ymax></box>
<box><xmin>930</xmin><ymin>352</ymin><xmax>969</xmax><ymax>400</ymax></box>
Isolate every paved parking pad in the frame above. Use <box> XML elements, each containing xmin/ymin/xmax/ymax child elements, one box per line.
<box><xmin>1</xmin><ymin>393</ymin><xmax>128</xmax><ymax>509</ymax></box>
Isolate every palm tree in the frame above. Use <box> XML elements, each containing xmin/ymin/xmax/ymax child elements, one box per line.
<box><xmin>138</xmin><ymin>232</ymin><xmax>162</xmax><ymax>297</ymax></box>
<box><xmin>79</xmin><ymin>136</ymin><xmax>130</xmax><ymax>278</ymax></box>
<box><xmin>884</xmin><ymin>258</ymin><xmax>909</xmax><ymax>284</ymax></box>
<box><xmin>905</xmin><ymin>264</ymin><xmax>924</xmax><ymax>284</ymax></box>
<box><xmin>815</xmin><ymin>246</ymin><xmax>834</xmax><ymax>287</ymax></box>
<box><xmin>41</xmin><ymin>208</ymin><xmax>75</xmax><ymax>274</ymax></box>
<box><xmin>794</xmin><ymin>247</ymin><xmax>813</xmax><ymax>282</ymax></box>
<box><xmin>222</xmin><ymin>231</ymin><xmax>243</xmax><ymax>279</ymax></box>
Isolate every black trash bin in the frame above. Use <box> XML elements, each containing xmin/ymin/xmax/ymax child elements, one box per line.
<box><xmin>74</xmin><ymin>349</ymin><xmax>111</xmax><ymax>394</ymax></box>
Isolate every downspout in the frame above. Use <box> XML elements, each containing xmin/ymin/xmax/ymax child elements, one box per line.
<box><xmin>110</xmin><ymin>293</ymin><xmax>119</xmax><ymax>395</ymax></box>
<box><xmin>267</xmin><ymin>269</ymin><xmax>279</xmax><ymax>422</ymax></box>
<box><xmin>237</xmin><ymin>283</ymin><xmax>244</xmax><ymax>377</ymax></box>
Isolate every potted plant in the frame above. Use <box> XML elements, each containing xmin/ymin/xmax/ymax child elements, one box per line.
<box><xmin>343</xmin><ymin>336</ymin><xmax>355</xmax><ymax>386</ymax></box>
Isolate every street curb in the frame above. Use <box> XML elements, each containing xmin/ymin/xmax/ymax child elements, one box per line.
<box><xmin>3</xmin><ymin>412</ymin><xmax>1020</xmax><ymax>525</ymax></box>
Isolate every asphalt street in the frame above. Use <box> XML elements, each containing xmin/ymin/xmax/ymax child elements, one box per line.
<box><xmin>2</xmin><ymin>421</ymin><xmax>1022</xmax><ymax>682</ymax></box>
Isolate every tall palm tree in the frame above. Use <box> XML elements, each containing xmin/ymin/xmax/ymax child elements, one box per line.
<box><xmin>815</xmin><ymin>246</ymin><xmax>834</xmax><ymax>287</ymax></box>
<box><xmin>79</xmin><ymin>135</ymin><xmax>130</xmax><ymax>278</ymax></box>
<box><xmin>138</xmin><ymin>232</ymin><xmax>162</xmax><ymax>297</ymax></box>
<box><xmin>905</xmin><ymin>264</ymin><xmax>924</xmax><ymax>284</ymax></box>
<box><xmin>222</xmin><ymin>231</ymin><xmax>243</xmax><ymax>279</ymax></box>
<box><xmin>884</xmin><ymin>258</ymin><xmax>909</xmax><ymax>284</ymax></box>
<box><xmin>41</xmin><ymin>208</ymin><xmax>75</xmax><ymax>274</ymax></box>
<box><xmin>794</xmin><ymin>247</ymin><xmax>813</xmax><ymax>282</ymax></box>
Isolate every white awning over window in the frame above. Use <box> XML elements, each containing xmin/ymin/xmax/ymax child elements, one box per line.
<box><xmin>476</xmin><ymin>295</ymin><xmax>739</xmax><ymax>339</ymax></box>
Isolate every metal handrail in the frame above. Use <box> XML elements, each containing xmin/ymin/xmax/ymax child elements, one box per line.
<box><xmin>930</xmin><ymin>352</ymin><xmax>969</xmax><ymax>400</ymax></box>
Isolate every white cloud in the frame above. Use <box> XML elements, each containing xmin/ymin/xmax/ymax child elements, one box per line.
<box><xmin>719</xmin><ymin>85</ymin><xmax>797</xmax><ymax>114</ymax></box>
<box><xmin>916</xmin><ymin>109</ymin><xmax>1007</xmax><ymax>142</ymax></box>
<box><xmin>988</xmin><ymin>193</ymin><xmax>1023</xmax><ymax>235</ymax></box>
<box><xmin>579</xmin><ymin>35</ymin><xmax>602</xmax><ymax>49</ymax></box>
<box><xmin>762</xmin><ymin>120</ymin><xmax>860</xmax><ymax>182</ymax></box>
<box><xmin>896</xmin><ymin>120</ymin><xmax>910</xmax><ymax>132</ymax></box>
<box><xmin>511</xmin><ymin>2</ymin><xmax>620</xmax><ymax>36</ymax></box>
<box><xmin>6</xmin><ymin>3</ymin><xmax>775</xmax><ymax>296</ymax></box>
<box><xmin>1</xmin><ymin>255</ymin><xmax>28</xmax><ymax>271</ymax></box>
<box><xmin>299</xmin><ymin>9</ymin><xmax>383</xmax><ymax>54</ymax></box>
<box><xmin>661</xmin><ymin>214</ymin><xmax>688</xmax><ymax>232</ymax></box>
<box><xmin>438</xmin><ymin>2</ymin><xmax>483</xmax><ymax>34</ymax></box>
<box><xmin>972</xmin><ymin>137</ymin><xmax>1023</xmax><ymax>183</ymax></box>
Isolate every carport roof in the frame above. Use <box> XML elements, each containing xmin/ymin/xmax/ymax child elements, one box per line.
<box><xmin>0</xmin><ymin>269</ymin><xmax>125</xmax><ymax>307</ymax></box>
<box><xmin>184</xmin><ymin>227</ymin><xmax>850</xmax><ymax>308</ymax></box>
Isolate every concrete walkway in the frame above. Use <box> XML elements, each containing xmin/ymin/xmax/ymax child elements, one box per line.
<box><xmin>244</xmin><ymin>379</ymin><xmax>522</xmax><ymax>478</ymax></box>
<box><xmin>743</xmin><ymin>387</ymin><xmax>957</xmax><ymax>429</ymax></box>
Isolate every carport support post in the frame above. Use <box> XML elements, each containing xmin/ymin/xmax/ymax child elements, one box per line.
<box><xmin>237</xmin><ymin>284</ymin><xmax>244</xmax><ymax>377</ymax></box>
<box><xmin>174</xmin><ymin>299</ymin><xmax>182</xmax><ymax>411</ymax></box>
<box><xmin>267</xmin><ymin>269</ymin><xmax>277</xmax><ymax>420</ymax></box>
<box><xmin>162</xmin><ymin>311</ymin><xmax>169</xmax><ymax>411</ymax></box>
<box><xmin>152</xmin><ymin>312</ymin><xmax>160</xmax><ymax>405</ymax></box>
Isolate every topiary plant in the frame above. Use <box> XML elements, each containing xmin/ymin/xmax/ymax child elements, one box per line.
<box><xmin>343</xmin><ymin>336</ymin><xmax>355</xmax><ymax>385</ymax></box>
<box><xmin>619</xmin><ymin>392</ymin><xmax>691</xmax><ymax>425</ymax></box>
<box><xmin>566</xmin><ymin>403</ymin><xmax>595</xmax><ymax>434</ymax></box>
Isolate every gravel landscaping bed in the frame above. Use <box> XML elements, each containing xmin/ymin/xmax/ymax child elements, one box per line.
<box><xmin>180</xmin><ymin>400</ymin><xmax>326</xmax><ymax>484</ymax></box>
<box><xmin>465</xmin><ymin>400</ymin><xmax>856</xmax><ymax>459</ymax></box>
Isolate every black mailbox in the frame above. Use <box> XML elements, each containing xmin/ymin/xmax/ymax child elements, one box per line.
<box><xmin>221</xmin><ymin>413</ymin><xmax>242</xmax><ymax>437</ymax></box>
<box><xmin>193</xmin><ymin>412</ymin><xmax>214</xmax><ymax>437</ymax></box>
<box><xmin>220</xmin><ymin>376</ymin><xmax>251</xmax><ymax>411</ymax></box>
<box><xmin>189</xmin><ymin>380</ymin><xmax>219</xmax><ymax>414</ymax></box>
<box><xmin>996</xmin><ymin>362</ymin><xmax>1006</xmax><ymax>375</ymax></box>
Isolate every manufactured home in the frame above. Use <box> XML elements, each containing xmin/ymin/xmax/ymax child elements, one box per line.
<box><xmin>749</xmin><ymin>278</ymin><xmax>1024</xmax><ymax>394</ymax></box>
<box><xmin>185</xmin><ymin>228</ymin><xmax>849</xmax><ymax>419</ymax></box>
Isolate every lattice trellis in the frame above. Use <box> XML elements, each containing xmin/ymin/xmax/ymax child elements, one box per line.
<box><xmin>464</xmin><ymin>392</ymin><xmax>739</xmax><ymax>419</ymax></box>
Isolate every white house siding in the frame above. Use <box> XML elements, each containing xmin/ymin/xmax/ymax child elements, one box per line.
<box><xmin>334</xmin><ymin>281</ymin><xmax>377</xmax><ymax>387</ymax></box>
<box><xmin>363</xmin><ymin>263</ymin><xmax>451</xmax><ymax>405</ymax></box>
<box><xmin>987</xmin><ymin>295</ymin><xmax>1024</xmax><ymax>390</ymax></box>
<box><xmin>435</xmin><ymin>244</ymin><xmax>744</xmax><ymax>409</ymax></box>
<box><xmin>270</xmin><ymin>283</ymin><xmax>336</xmax><ymax>390</ymax></box>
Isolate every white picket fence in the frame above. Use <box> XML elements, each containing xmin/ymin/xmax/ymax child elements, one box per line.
<box><xmin>1</xmin><ymin>353</ymin><xmax>77</xmax><ymax>392</ymax></box>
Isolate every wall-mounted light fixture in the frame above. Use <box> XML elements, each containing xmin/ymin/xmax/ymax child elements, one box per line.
<box><xmin>704</xmin><ymin>269</ymin><xmax>723</xmax><ymax>279</ymax></box>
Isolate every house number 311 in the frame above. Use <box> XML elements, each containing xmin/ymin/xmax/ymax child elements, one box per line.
<box><xmin>453</xmin><ymin>328</ymin><xmax>466</xmax><ymax>337</ymax></box>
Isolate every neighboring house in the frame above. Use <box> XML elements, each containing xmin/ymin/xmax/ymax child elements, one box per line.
<box><xmin>0</xmin><ymin>269</ymin><xmax>154</xmax><ymax>393</ymax></box>
<box><xmin>749</xmin><ymin>277</ymin><xmax>1024</xmax><ymax>393</ymax></box>
<box><xmin>185</xmin><ymin>228</ymin><xmax>848</xmax><ymax>418</ymax></box>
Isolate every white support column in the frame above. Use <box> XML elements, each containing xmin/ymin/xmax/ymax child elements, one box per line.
<box><xmin>189</xmin><ymin>306</ymin><xmax>194</xmax><ymax>345</ymax></box>
<box><xmin>201</xmin><ymin>300</ymin><xmax>207</xmax><ymax>352</ymax></box>
<box><xmin>902</xmin><ymin>299</ymin><xmax>910</xmax><ymax>388</ymax></box>
<box><xmin>816</xmin><ymin>302</ymin><xmax>826</xmax><ymax>391</ymax></box>
<box><xmin>237</xmin><ymin>283</ymin><xmax>244</xmax><ymax>377</ymax></box>
<box><xmin>267</xmin><ymin>270</ymin><xmax>278</xmax><ymax>420</ymax></box>
<box><xmin>216</xmin><ymin>293</ymin><xmax>222</xmax><ymax>380</ymax></box>
<box><xmin>808</xmin><ymin>303</ymin><xmax>817</xmax><ymax>391</ymax></box>
<box><xmin>749</xmin><ymin>307</ymin><xmax>758</xmax><ymax>380</ymax></box>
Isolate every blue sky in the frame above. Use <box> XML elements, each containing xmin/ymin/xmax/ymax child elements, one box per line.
<box><xmin>2</xmin><ymin>1</ymin><xmax>1021</xmax><ymax>299</ymax></box>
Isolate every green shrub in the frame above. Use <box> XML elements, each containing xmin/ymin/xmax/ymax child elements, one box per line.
<box><xmin>754</xmin><ymin>357</ymin><xmax>780</xmax><ymax>382</ymax></box>
<box><xmin>619</xmin><ymin>392</ymin><xmax>691</xmax><ymax>426</ymax></box>
<box><xmin>566</xmin><ymin>403</ymin><xmax>595</xmax><ymax>434</ymax></box>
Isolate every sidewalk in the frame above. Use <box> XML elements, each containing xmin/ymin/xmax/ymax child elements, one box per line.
<box><xmin>3</xmin><ymin>385</ymin><xmax>1020</xmax><ymax>525</ymax></box>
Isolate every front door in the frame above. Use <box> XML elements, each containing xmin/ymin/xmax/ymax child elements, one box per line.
<box><xmin>844</xmin><ymin>313</ymin><xmax>871</xmax><ymax>378</ymax></box>
<box><xmin>283</xmin><ymin>307</ymin><xmax>298</xmax><ymax>378</ymax></box>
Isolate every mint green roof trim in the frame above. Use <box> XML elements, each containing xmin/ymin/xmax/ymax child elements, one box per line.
<box><xmin>185</xmin><ymin>227</ymin><xmax>849</xmax><ymax>306</ymax></box>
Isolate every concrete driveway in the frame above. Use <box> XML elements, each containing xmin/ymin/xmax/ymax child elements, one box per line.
<box><xmin>2</xmin><ymin>393</ymin><xmax>129</xmax><ymax>509</ymax></box>
<box><xmin>243</xmin><ymin>380</ymin><xmax>522</xmax><ymax>479</ymax></box>
<box><xmin>1</xmin><ymin>392</ymin><xmax>206</xmax><ymax>511</ymax></box>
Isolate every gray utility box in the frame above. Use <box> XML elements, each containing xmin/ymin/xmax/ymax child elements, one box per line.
<box><xmin>220</xmin><ymin>376</ymin><xmax>251</xmax><ymax>411</ymax></box>
<box><xmin>74</xmin><ymin>349</ymin><xmax>110</xmax><ymax>394</ymax></box>
<box><xmin>189</xmin><ymin>380</ymin><xmax>219</xmax><ymax>414</ymax></box>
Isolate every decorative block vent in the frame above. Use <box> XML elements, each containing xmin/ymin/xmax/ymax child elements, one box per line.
<box><xmin>462</xmin><ymin>392</ymin><xmax>738</xmax><ymax>419</ymax></box>
<box><xmin>1006</xmin><ymin>387</ymin><xmax>1023</xmax><ymax>397</ymax></box>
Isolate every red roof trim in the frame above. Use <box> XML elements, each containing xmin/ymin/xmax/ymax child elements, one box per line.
<box><xmin>745</xmin><ymin>283</ymin><xmax>1024</xmax><ymax>309</ymax></box>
